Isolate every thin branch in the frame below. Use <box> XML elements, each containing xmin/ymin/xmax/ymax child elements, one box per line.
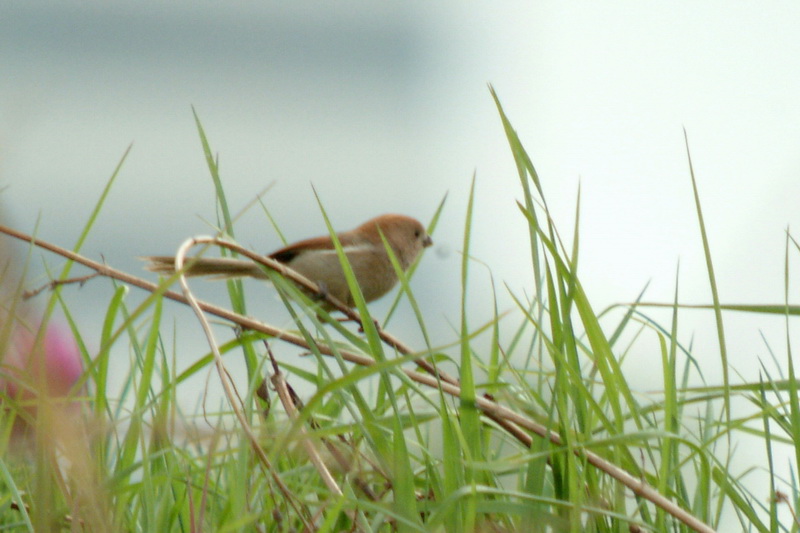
<box><xmin>0</xmin><ymin>224</ymin><xmax>716</xmax><ymax>533</ymax></box>
<box><xmin>23</xmin><ymin>272</ymin><xmax>100</xmax><ymax>299</ymax></box>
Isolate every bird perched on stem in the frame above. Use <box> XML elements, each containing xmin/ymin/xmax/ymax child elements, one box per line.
<box><xmin>144</xmin><ymin>214</ymin><xmax>433</xmax><ymax>307</ymax></box>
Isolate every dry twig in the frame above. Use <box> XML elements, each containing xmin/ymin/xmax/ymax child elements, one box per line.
<box><xmin>0</xmin><ymin>225</ymin><xmax>716</xmax><ymax>533</ymax></box>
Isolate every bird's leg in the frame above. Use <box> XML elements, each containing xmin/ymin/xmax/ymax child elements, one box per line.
<box><xmin>310</xmin><ymin>280</ymin><xmax>381</xmax><ymax>332</ymax></box>
<box><xmin>350</xmin><ymin>316</ymin><xmax>382</xmax><ymax>334</ymax></box>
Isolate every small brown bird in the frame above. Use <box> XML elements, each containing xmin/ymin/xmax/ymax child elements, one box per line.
<box><xmin>144</xmin><ymin>214</ymin><xmax>433</xmax><ymax>307</ymax></box>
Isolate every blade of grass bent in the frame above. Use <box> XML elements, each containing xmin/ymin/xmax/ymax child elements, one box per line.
<box><xmin>656</xmin><ymin>269</ymin><xmax>681</xmax><ymax>529</ymax></box>
<box><xmin>458</xmin><ymin>176</ymin><xmax>480</xmax><ymax>530</ymax></box>
<box><xmin>490</xmin><ymin>87</ymin><xmax>544</xmax><ymax>314</ymax></box>
<box><xmin>684</xmin><ymin>129</ymin><xmax>730</xmax><ymax>431</ymax></box>
<box><xmin>782</xmin><ymin>229</ymin><xmax>800</xmax><ymax>488</ymax></box>
<box><xmin>384</xmin><ymin>192</ymin><xmax>447</xmax><ymax>327</ymax></box>
<box><xmin>40</xmin><ymin>145</ymin><xmax>131</xmax><ymax>337</ymax></box>
<box><xmin>193</xmin><ymin>108</ymin><xmax>259</xmax><ymax>378</ymax></box>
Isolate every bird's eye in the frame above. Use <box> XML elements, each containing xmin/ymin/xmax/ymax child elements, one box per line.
<box><xmin>414</xmin><ymin>230</ymin><xmax>421</xmax><ymax>238</ymax></box>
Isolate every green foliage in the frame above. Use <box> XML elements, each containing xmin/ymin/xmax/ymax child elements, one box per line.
<box><xmin>0</xmin><ymin>95</ymin><xmax>797</xmax><ymax>532</ymax></box>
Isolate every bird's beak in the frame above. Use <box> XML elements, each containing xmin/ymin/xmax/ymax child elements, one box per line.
<box><xmin>423</xmin><ymin>235</ymin><xmax>433</xmax><ymax>248</ymax></box>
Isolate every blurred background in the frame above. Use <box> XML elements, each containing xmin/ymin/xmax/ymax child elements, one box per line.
<box><xmin>2</xmin><ymin>3</ymin><xmax>800</xmax><ymax>400</ymax></box>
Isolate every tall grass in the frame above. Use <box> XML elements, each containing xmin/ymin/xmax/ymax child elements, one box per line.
<box><xmin>0</xmin><ymin>92</ymin><xmax>796</xmax><ymax>532</ymax></box>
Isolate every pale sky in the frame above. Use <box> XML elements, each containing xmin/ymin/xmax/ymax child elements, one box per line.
<box><xmin>2</xmin><ymin>2</ymin><xmax>800</xmax><ymax>400</ymax></box>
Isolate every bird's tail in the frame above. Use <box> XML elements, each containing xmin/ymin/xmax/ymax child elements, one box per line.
<box><xmin>142</xmin><ymin>256</ymin><xmax>269</xmax><ymax>279</ymax></box>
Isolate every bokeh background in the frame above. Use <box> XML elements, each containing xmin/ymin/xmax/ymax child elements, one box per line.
<box><xmin>2</xmin><ymin>3</ymin><xmax>800</xmax><ymax>411</ymax></box>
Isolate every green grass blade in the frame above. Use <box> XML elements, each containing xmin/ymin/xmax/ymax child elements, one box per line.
<box><xmin>684</xmin><ymin>129</ymin><xmax>730</xmax><ymax>429</ymax></box>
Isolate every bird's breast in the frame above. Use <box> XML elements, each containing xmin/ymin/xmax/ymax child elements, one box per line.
<box><xmin>286</xmin><ymin>246</ymin><xmax>398</xmax><ymax>305</ymax></box>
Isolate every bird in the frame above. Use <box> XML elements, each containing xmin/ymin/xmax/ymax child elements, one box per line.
<box><xmin>144</xmin><ymin>214</ymin><xmax>433</xmax><ymax>307</ymax></box>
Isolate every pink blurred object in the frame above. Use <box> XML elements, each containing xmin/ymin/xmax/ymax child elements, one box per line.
<box><xmin>1</xmin><ymin>321</ymin><xmax>84</xmax><ymax>400</ymax></box>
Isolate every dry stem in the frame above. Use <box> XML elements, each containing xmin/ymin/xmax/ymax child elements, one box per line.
<box><xmin>0</xmin><ymin>224</ymin><xmax>715</xmax><ymax>533</ymax></box>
